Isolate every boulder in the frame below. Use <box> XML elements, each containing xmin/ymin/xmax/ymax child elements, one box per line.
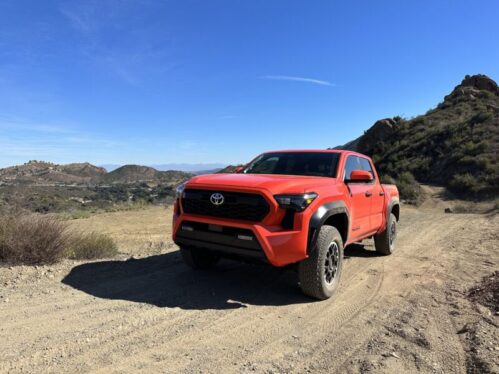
<box><xmin>460</xmin><ymin>74</ymin><xmax>499</xmax><ymax>94</ymax></box>
<box><xmin>445</xmin><ymin>74</ymin><xmax>499</xmax><ymax>102</ymax></box>
<box><xmin>356</xmin><ymin>118</ymin><xmax>397</xmax><ymax>154</ymax></box>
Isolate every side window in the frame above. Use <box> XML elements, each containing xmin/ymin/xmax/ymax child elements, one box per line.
<box><xmin>251</xmin><ymin>156</ymin><xmax>278</xmax><ymax>174</ymax></box>
<box><xmin>344</xmin><ymin>156</ymin><xmax>360</xmax><ymax>180</ymax></box>
<box><xmin>359</xmin><ymin>157</ymin><xmax>374</xmax><ymax>177</ymax></box>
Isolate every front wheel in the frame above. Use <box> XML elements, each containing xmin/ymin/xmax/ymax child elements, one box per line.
<box><xmin>298</xmin><ymin>225</ymin><xmax>344</xmax><ymax>300</ymax></box>
<box><xmin>180</xmin><ymin>246</ymin><xmax>220</xmax><ymax>269</ymax></box>
<box><xmin>374</xmin><ymin>213</ymin><xmax>397</xmax><ymax>255</ymax></box>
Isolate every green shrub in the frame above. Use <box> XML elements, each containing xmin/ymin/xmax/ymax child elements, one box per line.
<box><xmin>449</xmin><ymin>173</ymin><xmax>478</xmax><ymax>193</ymax></box>
<box><xmin>379</xmin><ymin>174</ymin><xmax>396</xmax><ymax>184</ymax></box>
<box><xmin>395</xmin><ymin>172</ymin><xmax>423</xmax><ymax>205</ymax></box>
<box><xmin>67</xmin><ymin>232</ymin><xmax>118</xmax><ymax>260</ymax></box>
<box><xmin>470</xmin><ymin>111</ymin><xmax>492</xmax><ymax>125</ymax></box>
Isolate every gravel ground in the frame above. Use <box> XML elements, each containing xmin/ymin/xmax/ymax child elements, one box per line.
<box><xmin>0</xmin><ymin>205</ymin><xmax>498</xmax><ymax>373</ymax></box>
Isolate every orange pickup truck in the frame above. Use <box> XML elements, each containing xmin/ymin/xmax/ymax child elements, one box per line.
<box><xmin>173</xmin><ymin>150</ymin><xmax>399</xmax><ymax>300</ymax></box>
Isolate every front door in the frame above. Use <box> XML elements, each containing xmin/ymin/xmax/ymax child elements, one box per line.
<box><xmin>359</xmin><ymin>157</ymin><xmax>384</xmax><ymax>232</ymax></box>
<box><xmin>343</xmin><ymin>156</ymin><xmax>374</xmax><ymax>240</ymax></box>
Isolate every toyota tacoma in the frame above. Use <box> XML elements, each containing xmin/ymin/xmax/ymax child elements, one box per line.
<box><xmin>172</xmin><ymin>150</ymin><xmax>399</xmax><ymax>300</ymax></box>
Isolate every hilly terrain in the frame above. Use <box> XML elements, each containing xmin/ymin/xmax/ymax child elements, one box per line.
<box><xmin>1</xmin><ymin>74</ymin><xmax>496</xmax><ymax>212</ymax></box>
<box><xmin>336</xmin><ymin>74</ymin><xmax>499</xmax><ymax>199</ymax></box>
<box><xmin>0</xmin><ymin>161</ymin><xmax>107</xmax><ymax>185</ymax></box>
<box><xmin>0</xmin><ymin>161</ymin><xmax>191</xmax><ymax>186</ymax></box>
<box><xmin>0</xmin><ymin>162</ymin><xmax>192</xmax><ymax>214</ymax></box>
<box><xmin>101</xmin><ymin>165</ymin><xmax>190</xmax><ymax>184</ymax></box>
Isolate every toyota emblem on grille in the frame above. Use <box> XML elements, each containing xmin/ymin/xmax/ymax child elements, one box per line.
<box><xmin>210</xmin><ymin>192</ymin><xmax>224</xmax><ymax>206</ymax></box>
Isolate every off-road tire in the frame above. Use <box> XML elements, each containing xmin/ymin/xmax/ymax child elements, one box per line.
<box><xmin>180</xmin><ymin>247</ymin><xmax>220</xmax><ymax>270</ymax></box>
<box><xmin>298</xmin><ymin>225</ymin><xmax>344</xmax><ymax>300</ymax></box>
<box><xmin>374</xmin><ymin>213</ymin><xmax>397</xmax><ymax>255</ymax></box>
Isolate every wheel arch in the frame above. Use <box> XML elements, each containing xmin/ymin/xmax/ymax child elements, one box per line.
<box><xmin>387</xmin><ymin>198</ymin><xmax>400</xmax><ymax>222</ymax></box>
<box><xmin>391</xmin><ymin>202</ymin><xmax>400</xmax><ymax>221</ymax></box>
<box><xmin>308</xmin><ymin>201</ymin><xmax>349</xmax><ymax>253</ymax></box>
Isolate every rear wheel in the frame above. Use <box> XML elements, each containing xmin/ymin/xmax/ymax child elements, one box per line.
<box><xmin>180</xmin><ymin>246</ymin><xmax>220</xmax><ymax>269</ymax></box>
<box><xmin>298</xmin><ymin>225</ymin><xmax>344</xmax><ymax>300</ymax></box>
<box><xmin>374</xmin><ymin>213</ymin><xmax>397</xmax><ymax>255</ymax></box>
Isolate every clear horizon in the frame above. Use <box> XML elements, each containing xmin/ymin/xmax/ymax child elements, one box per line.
<box><xmin>1</xmin><ymin>1</ymin><xmax>498</xmax><ymax>168</ymax></box>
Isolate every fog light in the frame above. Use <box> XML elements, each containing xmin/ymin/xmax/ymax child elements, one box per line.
<box><xmin>181</xmin><ymin>225</ymin><xmax>194</xmax><ymax>232</ymax></box>
<box><xmin>237</xmin><ymin>234</ymin><xmax>253</xmax><ymax>241</ymax></box>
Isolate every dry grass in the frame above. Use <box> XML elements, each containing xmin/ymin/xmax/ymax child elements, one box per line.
<box><xmin>67</xmin><ymin>231</ymin><xmax>118</xmax><ymax>260</ymax></box>
<box><xmin>0</xmin><ymin>214</ymin><xmax>120</xmax><ymax>265</ymax></box>
<box><xmin>68</xmin><ymin>205</ymin><xmax>172</xmax><ymax>254</ymax></box>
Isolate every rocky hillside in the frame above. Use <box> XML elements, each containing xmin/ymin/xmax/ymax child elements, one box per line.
<box><xmin>0</xmin><ymin>161</ymin><xmax>106</xmax><ymax>184</ymax></box>
<box><xmin>337</xmin><ymin>74</ymin><xmax>499</xmax><ymax>197</ymax></box>
<box><xmin>0</xmin><ymin>162</ymin><xmax>193</xmax><ymax>214</ymax></box>
<box><xmin>218</xmin><ymin>165</ymin><xmax>243</xmax><ymax>173</ymax></box>
<box><xmin>0</xmin><ymin>161</ymin><xmax>192</xmax><ymax>186</ymax></box>
<box><xmin>101</xmin><ymin>165</ymin><xmax>191</xmax><ymax>184</ymax></box>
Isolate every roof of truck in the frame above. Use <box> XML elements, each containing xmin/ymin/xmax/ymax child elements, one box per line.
<box><xmin>262</xmin><ymin>149</ymin><xmax>370</xmax><ymax>158</ymax></box>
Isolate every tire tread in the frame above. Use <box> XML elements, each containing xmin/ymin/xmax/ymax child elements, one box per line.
<box><xmin>374</xmin><ymin>213</ymin><xmax>397</xmax><ymax>255</ymax></box>
<box><xmin>298</xmin><ymin>225</ymin><xmax>343</xmax><ymax>300</ymax></box>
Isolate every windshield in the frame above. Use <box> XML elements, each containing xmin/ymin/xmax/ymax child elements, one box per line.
<box><xmin>243</xmin><ymin>152</ymin><xmax>340</xmax><ymax>177</ymax></box>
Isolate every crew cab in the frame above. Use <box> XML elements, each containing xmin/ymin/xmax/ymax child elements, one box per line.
<box><xmin>172</xmin><ymin>150</ymin><xmax>399</xmax><ymax>300</ymax></box>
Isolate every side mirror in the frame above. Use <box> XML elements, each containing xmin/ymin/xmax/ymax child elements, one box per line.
<box><xmin>234</xmin><ymin>166</ymin><xmax>244</xmax><ymax>173</ymax></box>
<box><xmin>347</xmin><ymin>170</ymin><xmax>373</xmax><ymax>183</ymax></box>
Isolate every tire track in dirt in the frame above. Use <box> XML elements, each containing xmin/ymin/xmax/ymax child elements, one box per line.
<box><xmin>6</xmin><ymin>232</ymin><xmax>384</xmax><ymax>371</ymax></box>
<box><xmin>1</xmin><ymin>209</ymin><xmax>496</xmax><ymax>373</ymax></box>
<box><xmin>0</xmin><ymin>212</ymin><xmax>412</xmax><ymax>372</ymax></box>
<box><xmin>249</xmin><ymin>212</ymin><xmax>470</xmax><ymax>373</ymax></box>
<box><xmin>89</xmin><ymin>238</ymin><xmax>389</xmax><ymax>372</ymax></box>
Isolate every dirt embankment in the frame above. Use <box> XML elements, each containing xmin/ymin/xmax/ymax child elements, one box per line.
<box><xmin>0</xmin><ymin>206</ymin><xmax>498</xmax><ymax>373</ymax></box>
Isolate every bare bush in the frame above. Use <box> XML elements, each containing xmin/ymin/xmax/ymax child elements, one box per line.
<box><xmin>0</xmin><ymin>215</ymin><xmax>69</xmax><ymax>265</ymax></box>
<box><xmin>0</xmin><ymin>214</ymin><xmax>119</xmax><ymax>265</ymax></box>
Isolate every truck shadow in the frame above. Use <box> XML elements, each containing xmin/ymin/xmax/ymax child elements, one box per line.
<box><xmin>344</xmin><ymin>243</ymin><xmax>384</xmax><ymax>258</ymax></box>
<box><xmin>62</xmin><ymin>244</ymin><xmax>378</xmax><ymax>310</ymax></box>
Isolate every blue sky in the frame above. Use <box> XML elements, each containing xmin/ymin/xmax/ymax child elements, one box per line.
<box><xmin>1</xmin><ymin>0</ymin><xmax>498</xmax><ymax>168</ymax></box>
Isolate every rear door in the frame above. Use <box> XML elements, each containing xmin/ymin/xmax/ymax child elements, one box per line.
<box><xmin>343</xmin><ymin>156</ymin><xmax>373</xmax><ymax>240</ymax></box>
<box><xmin>359</xmin><ymin>157</ymin><xmax>384</xmax><ymax>232</ymax></box>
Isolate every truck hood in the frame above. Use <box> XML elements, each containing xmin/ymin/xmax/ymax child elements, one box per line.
<box><xmin>186</xmin><ymin>173</ymin><xmax>337</xmax><ymax>195</ymax></box>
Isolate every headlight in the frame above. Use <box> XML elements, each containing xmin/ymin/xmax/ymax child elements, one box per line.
<box><xmin>175</xmin><ymin>182</ymin><xmax>187</xmax><ymax>199</ymax></box>
<box><xmin>274</xmin><ymin>192</ymin><xmax>318</xmax><ymax>212</ymax></box>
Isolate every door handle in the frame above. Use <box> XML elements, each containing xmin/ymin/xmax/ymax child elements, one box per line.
<box><xmin>365</xmin><ymin>191</ymin><xmax>372</xmax><ymax>197</ymax></box>
<box><xmin>379</xmin><ymin>191</ymin><xmax>385</xmax><ymax>196</ymax></box>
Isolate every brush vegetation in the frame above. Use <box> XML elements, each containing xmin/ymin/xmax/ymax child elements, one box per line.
<box><xmin>67</xmin><ymin>231</ymin><xmax>118</xmax><ymax>260</ymax></box>
<box><xmin>338</xmin><ymin>74</ymin><xmax>499</xmax><ymax>201</ymax></box>
<box><xmin>0</xmin><ymin>162</ymin><xmax>192</xmax><ymax>215</ymax></box>
<box><xmin>0</xmin><ymin>214</ymin><xmax>118</xmax><ymax>265</ymax></box>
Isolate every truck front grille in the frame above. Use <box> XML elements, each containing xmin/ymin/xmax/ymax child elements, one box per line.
<box><xmin>181</xmin><ymin>189</ymin><xmax>269</xmax><ymax>222</ymax></box>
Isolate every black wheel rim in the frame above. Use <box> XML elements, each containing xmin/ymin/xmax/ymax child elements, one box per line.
<box><xmin>324</xmin><ymin>242</ymin><xmax>340</xmax><ymax>284</ymax></box>
<box><xmin>389</xmin><ymin>221</ymin><xmax>396</xmax><ymax>246</ymax></box>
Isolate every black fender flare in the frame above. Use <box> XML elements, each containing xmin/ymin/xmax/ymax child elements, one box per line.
<box><xmin>386</xmin><ymin>198</ymin><xmax>400</xmax><ymax>223</ymax></box>
<box><xmin>308</xmin><ymin>201</ymin><xmax>350</xmax><ymax>254</ymax></box>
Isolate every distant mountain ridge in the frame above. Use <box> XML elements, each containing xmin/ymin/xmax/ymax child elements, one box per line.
<box><xmin>100</xmin><ymin>163</ymin><xmax>226</xmax><ymax>173</ymax></box>
<box><xmin>0</xmin><ymin>161</ymin><xmax>192</xmax><ymax>186</ymax></box>
<box><xmin>336</xmin><ymin>74</ymin><xmax>499</xmax><ymax>196</ymax></box>
<box><xmin>101</xmin><ymin>165</ymin><xmax>191</xmax><ymax>184</ymax></box>
<box><xmin>0</xmin><ymin>161</ymin><xmax>106</xmax><ymax>184</ymax></box>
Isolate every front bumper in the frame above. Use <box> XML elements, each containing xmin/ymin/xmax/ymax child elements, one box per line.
<box><xmin>172</xmin><ymin>211</ymin><xmax>310</xmax><ymax>267</ymax></box>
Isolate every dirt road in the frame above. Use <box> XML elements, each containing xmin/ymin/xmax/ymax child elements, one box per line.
<box><xmin>1</xmin><ymin>206</ymin><xmax>498</xmax><ymax>373</ymax></box>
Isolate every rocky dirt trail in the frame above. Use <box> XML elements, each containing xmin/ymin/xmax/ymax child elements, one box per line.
<box><xmin>0</xmin><ymin>205</ymin><xmax>497</xmax><ymax>373</ymax></box>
